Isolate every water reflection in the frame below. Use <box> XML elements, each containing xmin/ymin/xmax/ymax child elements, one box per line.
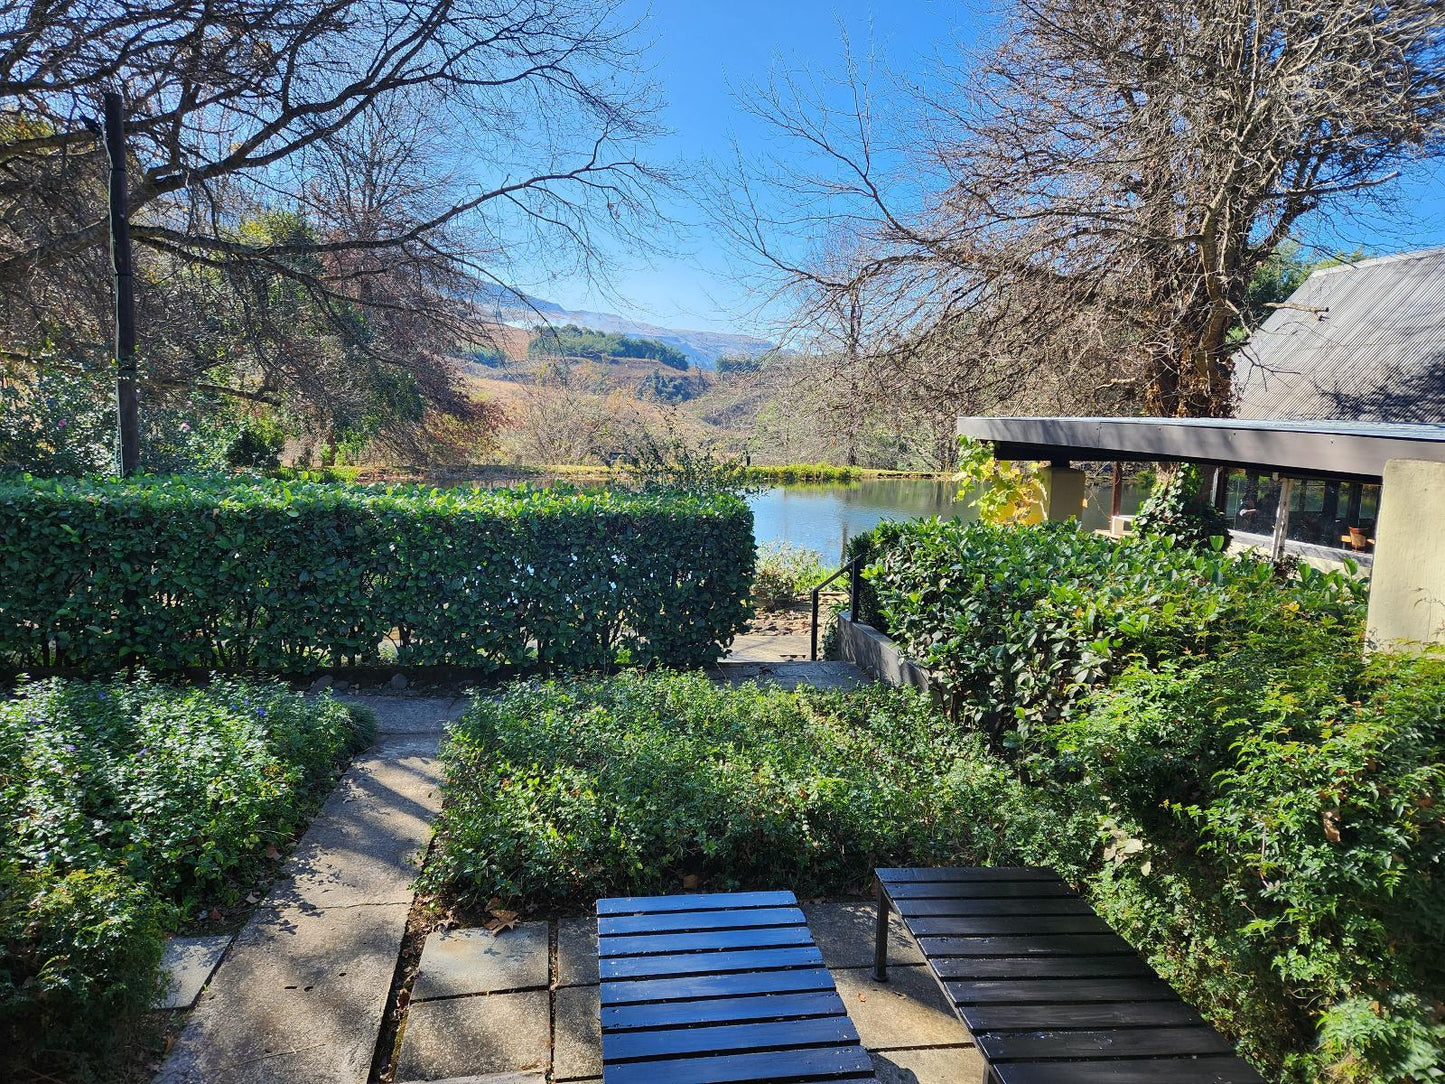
<box><xmin>749</xmin><ymin>478</ymin><xmax>1150</xmax><ymax>562</ymax></box>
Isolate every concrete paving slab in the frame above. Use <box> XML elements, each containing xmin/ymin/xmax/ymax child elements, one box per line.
<box><xmin>156</xmin><ymin>735</ymin><xmax>445</xmax><ymax>1084</ymax></box>
<box><xmin>270</xmin><ymin>738</ymin><xmax>443</xmax><ymax>910</ymax></box>
<box><xmin>804</xmin><ymin>900</ymin><xmax>926</xmax><ymax>969</ymax></box>
<box><xmin>870</xmin><ymin>1045</ymin><xmax>986</xmax><ymax>1083</ymax></box>
<box><xmin>711</xmin><ymin>661</ymin><xmax>867</xmax><ymax>691</ymax></box>
<box><xmin>554</xmin><ymin>984</ymin><xmax>602</xmax><ymax>1080</ymax></box>
<box><xmin>555</xmin><ymin>916</ymin><xmax>598</xmax><ymax>988</ymax></box>
<box><xmin>832</xmin><ymin>965</ymin><xmax>972</xmax><ymax>1050</ymax></box>
<box><xmin>340</xmin><ymin>695</ymin><xmax>467</xmax><ymax>734</ymax></box>
<box><xmin>725</xmin><ymin>629</ymin><xmax>812</xmax><ymax>662</ymax></box>
<box><xmin>396</xmin><ymin>1076</ymin><xmax>545</xmax><ymax>1084</ymax></box>
<box><xmin>157</xmin><ymin>935</ymin><xmax>232</xmax><ymax>1009</ymax></box>
<box><xmin>156</xmin><ymin>901</ymin><xmax>412</xmax><ymax>1084</ymax></box>
<box><xmin>412</xmin><ymin>924</ymin><xmax>550</xmax><ymax>1001</ymax></box>
<box><xmin>395</xmin><ymin>990</ymin><xmax>550</xmax><ymax>1080</ymax></box>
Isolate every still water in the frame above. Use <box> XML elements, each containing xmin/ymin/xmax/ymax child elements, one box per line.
<box><xmin>748</xmin><ymin>477</ymin><xmax>1148</xmax><ymax>563</ymax></box>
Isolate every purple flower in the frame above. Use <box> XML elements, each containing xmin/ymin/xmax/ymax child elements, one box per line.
<box><xmin>56</xmin><ymin>418</ymin><xmax>67</xmax><ymax>429</ymax></box>
<box><xmin>63</xmin><ymin>743</ymin><xmax>76</xmax><ymax>753</ymax></box>
<box><xmin>180</xmin><ymin>423</ymin><xmax>191</xmax><ymax>433</ymax></box>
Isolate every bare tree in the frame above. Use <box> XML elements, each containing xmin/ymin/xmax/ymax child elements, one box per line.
<box><xmin>0</xmin><ymin>0</ymin><xmax>666</xmax><ymax>442</ymax></box>
<box><xmin>716</xmin><ymin>0</ymin><xmax>1445</xmax><ymax>418</ymax></box>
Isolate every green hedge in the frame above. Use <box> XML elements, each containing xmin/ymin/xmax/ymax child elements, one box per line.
<box><xmin>0</xmin><ymin>476</ymin><xmax>754</xmax><ymax>673</ymax></box>
<box><xmin>0</xmin><ymin>675</ymin><xmax>370</xmax><ymax>1076</ymax></box>
<box><xmin>856</xmin><ymin>519</ymin><xmax>1442</xmax><ymax>1083</ymax></box>
<box><xmin>861</xmin><ymin>518</ymin><xmax>1365</xmax><ymax>746</ymax></box>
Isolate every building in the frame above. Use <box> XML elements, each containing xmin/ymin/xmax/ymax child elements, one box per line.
<box><xmin>1235</xmin><ymin>246</ymin><xmax>1445</xmax><ymax>424</ymax></box>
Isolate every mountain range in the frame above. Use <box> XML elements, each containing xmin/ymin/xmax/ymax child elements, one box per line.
<box><xmin>472</xmin><ymin>284</ymin><xmax>773</xmax><ymax>367</ymax></box>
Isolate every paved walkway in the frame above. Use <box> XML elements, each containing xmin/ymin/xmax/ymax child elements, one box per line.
<box><xmin>156</xmin><ymin>698</ymin><xmax>465</xmax><ymax>1084</ymax></box>
<box><xmin>389</xmin><ymin>901</ymin><xmax>983</xmax><ymax>1083</ymax></box>
<box><xmin>724</xmin><ymin>602</ymin><xmax>817</xmax><ymax>663</ymax></box>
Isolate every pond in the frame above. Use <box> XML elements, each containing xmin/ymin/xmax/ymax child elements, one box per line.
<box><xmin>748</xmin><ymin>476</ymin><xmax>1150</xmax><ymax>563</ymax></box>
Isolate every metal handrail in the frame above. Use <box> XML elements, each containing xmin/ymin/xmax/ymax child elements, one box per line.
<box><xmin>810</xmin><ymin>556</ymin><xmax>863</xmax><ymax>661</ymax></box>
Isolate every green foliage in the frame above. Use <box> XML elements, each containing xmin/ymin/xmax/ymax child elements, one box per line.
<box><xmin>618</xmin><ymin>424</ymin><xmax>758</xmax><ymax>498</ymax></box>
<box><xmin>0</xmin><ymin>475</ymin><xmax>755</xmax><ymax>672</ymax></box>
<box><xmin>0</xmin><ymin>361</ymin><xmax>251</xmax><ymax>478</ymax></box>
<box><xmin>0</xmin><ymin>861</ymin><xmax>169</xmax><ymax>1075</ymax></box>
<box><xmin>741</xmin><ymin>463</ymin><xmax>863</xmax><ymax>484</ymax></box>
<box><xmin>530</xmin><ymin>324</ymin><xmax>689</xmax><ymax>370</ymax></box>
<box><xmin>0</xmin><ymin>674</ymin><xmax>367</xmax><ymax>913</ymax></box>
<box><xmin>226</xmin><ymin>419</ymin><xmax>287</xmax><ymax>470</ymax></box>
<box><xmin>953</xmin><ymin>436</ymin><xmax>1043</xmax><ymax>525</ymax></box>
<box><xmin>752</xmin><ymin>541</ymin><xmax>827</xmax><ymax>610</ymax></box>
<box><xmin>861</xmin><ymin>518</ymin><xmax>1364</xmax><ymax>748</ymax></box>
<box><xmin>0</xmin><ymin>674</ymin><xmax>363</xmax><ymax>1078</ymax></box>
<box><xmin>0</xmin><ymin>364</ymin><xmax>115</xmax><ymax>477</ymax></box>
<box><xmin>1132</xmin><ymin>464</ymin><xmax>1229</xmax><ymax>550</ymax></box>
<box><xmin>636</xmin><ymin>367</ymin><xmax>699</xmax><ymax>403</ymax></box>
<box><xmin>715</xmin><ymin>354</ymin><xmax>763</xmax><ymax>375</ymax></box>
<box><xmin>856</xmin><ymin>516</ymin><xmax>1441</xmax><ymax>1081</ymax></box>
<box><xmin>422</xmin><ymin>673</ymin><xmax>1094</xmax><ymax>909</ymax></box>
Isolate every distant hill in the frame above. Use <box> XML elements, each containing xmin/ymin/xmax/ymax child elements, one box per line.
<box><xmin>470</xmin><ymin>284</ymin><xmax>773</xmax><ymax>368</ymax></box>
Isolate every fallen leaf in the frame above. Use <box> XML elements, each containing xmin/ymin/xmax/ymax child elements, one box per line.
<box><xmin>263</xmin><ymin>844</ymin><xmax>280</xmax><ymax>860</ymax></box>
<box><xmin>208</xmin><ymin>908</ymin><xmax>224</xmax><ymax>922</ymax></box>
<box><xmin>1322</xmin><ymin>809</ymin><xmax>1342</xmax><ymax>843</ymax></box>
<box><xmin>681</xmin><ymin>873</ymin><xmax>701</xmax><ymax>890</ymax></box>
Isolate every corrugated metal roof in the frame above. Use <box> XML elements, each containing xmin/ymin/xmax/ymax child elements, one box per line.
<box><xmin>1234</xmin><ymin>247</ymin><xmax>1445</xmax><ymax>423</ymax></box>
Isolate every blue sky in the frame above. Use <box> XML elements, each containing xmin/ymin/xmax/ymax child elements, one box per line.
<box><xmin>529</xmin><ymin>1</ymin><xmax>1445</xmax><ymax>337</ymax></box>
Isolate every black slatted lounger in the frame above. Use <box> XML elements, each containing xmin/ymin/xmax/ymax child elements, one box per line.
<box><xmin>596</xmin><ymin>889</ymin><xmax>877</xmax><ymax>1083</ymax></box>
<box><xmin>873</xmin><ymin>867</ymin><xmax>1266</xmax><ymax>1084</ymax></box>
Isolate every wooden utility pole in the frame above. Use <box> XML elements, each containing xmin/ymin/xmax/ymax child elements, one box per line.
<box><xmin>102</xmin><ymin>91</ymin><xmax>140</xmax><ymax>476</ymax></box>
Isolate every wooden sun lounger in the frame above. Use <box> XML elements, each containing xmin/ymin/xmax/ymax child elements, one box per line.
<box><xmin>596</xmin><ymin>889</ymin><xmax>876</xmax><ymax>1083</ymax></box>
<box><xmin>873</xmin><ymin>867</ymin><xmax>1265</xmax><ymax>1084</ymax></box>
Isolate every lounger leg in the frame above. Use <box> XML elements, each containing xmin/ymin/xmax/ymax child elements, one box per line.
<box><xmin>872</xmin><ymin>877</ymin><xmax>889</xmax><ymax>983</ymax></box>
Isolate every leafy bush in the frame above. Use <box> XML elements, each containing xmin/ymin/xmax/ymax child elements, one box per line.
<box><xmin>0</xmin><ymin>861</ymin><xmax>170</xmax><ymax>1073</ymax></box>
<box><xmin>862</xmin><ymin>518</ymin><xmax>1364</xmax><ymax>747</ymax></box>
<box><xmin>752</xmin><ymin>541</ymin><xmax>827</xmax><ymax>610</ymax></box>
<box><xmin>1060</xmin><ymin>651</ymin><xmax>1445</xmax><ymax>1083</ymax></box>
<box><xmin>0</xmin><ymin>365</ymin><xmax>246</xmax><ymax>478</ymax></box>
<box><xmin>0</xmin><ymin>675</ymin><xmax>369</xmax><ymax>912</ymax></box>
<box><xmin>0</xmin><ymin>674</ymin><xmax>367</xmax><ymax>1078</ymax></box>
<box><xmin>856</xmin><ymin>516</ymin><xmax>1440</xmax><ymax>1081</ymax></box>
<box><xmin>0</xmin><ymin>475</ymin><xmax>754</xmax><ymax>672</ymax></box>
<box><xmin>422</xmin><ymin>673</ymin><xmax>1095</xmax><ymax>909</ymax></box>
<box><xmin>1132</xmin><ymin>463</ymin><xmax>1229</xmax><ymax>550</ymax></box>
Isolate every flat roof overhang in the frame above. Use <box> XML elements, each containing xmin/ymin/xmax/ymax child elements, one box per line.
<box><xmin>957</xmin><ymin>416</ymin><xmax>1445</xmax><ymax>484</ymax></box>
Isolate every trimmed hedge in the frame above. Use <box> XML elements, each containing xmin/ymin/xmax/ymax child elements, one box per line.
<box><xmin>0</xmin><ymin>476</ymin><xmax>754</xmax><ymax>673</ymax></box>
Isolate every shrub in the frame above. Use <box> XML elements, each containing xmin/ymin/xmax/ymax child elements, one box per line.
<box><xmin>856</xmin><ymin>516</ymin><xmax>1439</xmax><ymax>1082</ymax></box>
<box><xmin>1061</xmin><ymin>652</ymin><xmax>1445</xmax><ymax>1082</ymax></box>
<box><xmin>422</xmin><ymin>673</ymin><xmax>1096</xmax><ymax>909</ymax></box>
<box><xmin>752</xmin><ymin>541</ymin><xmax>827</xmax><ymax>610</ymax></box>
<box><xmin>1132</xmin><ymin>462</ymin><xmax>1229</xmax><ymax>550</ymax></box>
<box><xmin>861</xmin><ymin>518</ymin><xmax>1364</xmax><ymax>748</ymax></box>
<box><xmin>0</xmin><ymin>674</ymin><xmax>364</xmax><ymax>1079</ymax></box>
<box><xmin>0</xmin><ymin>475</ymin><xmax>754</xmax><ymax>673</ymax></box>
<box><xmin>0</xmin><ymin>674</ymin><xmax>368</xmax><ymax>913</ymax></box>
<box><xmin>0</xmin><ymin>861</ymin><xmax>170</xmax><ymax>1074</ymax></box>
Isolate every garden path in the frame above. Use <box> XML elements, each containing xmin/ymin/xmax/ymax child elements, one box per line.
<box><xmin>154</xmin><ymin>697</ymin><xmax>465</xmax><ymax>1084</ymax></box>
